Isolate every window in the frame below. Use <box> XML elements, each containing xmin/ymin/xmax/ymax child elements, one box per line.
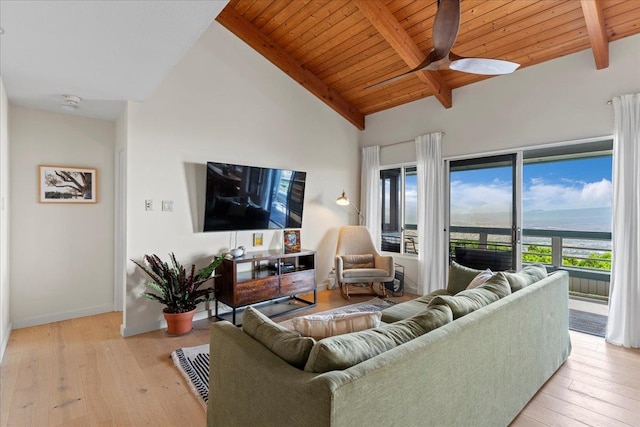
<box><xmin>522</xmin><ymin>140</ymin><xmax>612</xmax><ymax>272</ymax></box>
<box><xmin>380</xmin><ymin>166</ymin><xmax>418</xmax><ymax>255</ymax></box>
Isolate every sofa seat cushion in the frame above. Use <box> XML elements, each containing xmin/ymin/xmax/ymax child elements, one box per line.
<box><xmin>415</xmin><ymin>288</ymin><xmax>451</xmax><ymax>304</ymax></box>
<box><xmin>304</xmin><ymin>305</ymin><xmax>453</xmax><ymax>373</ymax></box>
<box><xmin>381</xmin><ymin>300</ymin><xmax>430</xmax><ymax>323</ymax></box>
<box><xmin>342</xmin><ymin>268</ymin><xmax>389</xmax><ymax>279</ymax></box>
<box><xmin>429</xmin><ymin>273</ymin><xmax>512</xmax><ymax>319</ymax></box>
<box><xmin>242</xmin><ymin>306</ymin><xmax>315</xmax><ymax>369</ymax></box>
<box><xmin>292</xmin><ymin>311</ymin><xmax>382</xmax><ymax>340</ymax></box>
<box><xmin>381</xmin><ymin>289</ymin><xmax>450</xmax><ymax>323</ymax></box>
<box><xmin>502</xmin><ymin>264</ymin><xmax>547</xmax><ymax>292</ymax></box>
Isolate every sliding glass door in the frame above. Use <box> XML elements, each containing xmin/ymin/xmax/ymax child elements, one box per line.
<box><xmin>448</xmin><ymin>154</ymin><xmax>520</xmax><ymax>271</ymax></box>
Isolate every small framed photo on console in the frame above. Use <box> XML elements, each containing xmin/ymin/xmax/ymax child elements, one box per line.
<box><xmin>253</xmin><ymin>232</ymin><xmax>263</xmax><ymax>247</ymax></box>
<box><xmin>283</xmin><ymin>229</ymin><xmax>301</xmax><ymax>253</ymax></box>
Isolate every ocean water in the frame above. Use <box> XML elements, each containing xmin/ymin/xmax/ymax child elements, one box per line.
<box><xmin>451</xmin><ymin>207</ymin><xmax>612</xmax><ymax>233</ymax></box>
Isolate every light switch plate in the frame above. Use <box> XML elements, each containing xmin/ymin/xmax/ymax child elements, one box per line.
<box><xmin>162</xmin><ymin>200</ymin><xmax>174</xmax><ymax>212</ymax></box>
<box><xmin>145</xmin><ymin>200</ymin><xmax>153</xmax><ymax>211</ymax></box>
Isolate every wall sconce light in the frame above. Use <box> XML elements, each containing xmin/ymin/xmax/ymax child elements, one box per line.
<box><xmin>336</xmin><ymin>190</ymin><xmax>364</xmax><ymax>224</ymax></box>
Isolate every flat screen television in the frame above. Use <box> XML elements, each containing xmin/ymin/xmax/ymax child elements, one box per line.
<box><xmin>203</xmin><ymin>162</ymin><xmax>307</xmax><ymax>232</ymax></box>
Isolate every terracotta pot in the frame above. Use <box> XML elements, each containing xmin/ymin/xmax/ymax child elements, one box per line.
<box><xmin>163</xmin><ymin>309</ymin><xmax>196</xmax><ymax>336</ymax></box>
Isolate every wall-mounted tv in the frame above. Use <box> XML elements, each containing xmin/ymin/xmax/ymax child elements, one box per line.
<box><xmin>203</xmin><ymin>162</ymin><xmax>307</xmax><ymax>232</ymax></box>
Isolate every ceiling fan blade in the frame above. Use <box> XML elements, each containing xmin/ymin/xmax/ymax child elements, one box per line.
<box><xmin>449</xmin><ymin>56</ymin><xmax>520</xmax><ymax>75</ymax></box>
<box><xmin>365</xmin><ymin>53</ymin><xmax>437</xmax><ymax>90</ymax></box>
<box><xmin>431</xmin><ymin>0</ymin><xmax>460</xmax><ymax>60</ymax></box>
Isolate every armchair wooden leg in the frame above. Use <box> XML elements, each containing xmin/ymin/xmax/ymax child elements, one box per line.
<box><xmin>379</xmin><ymin>282</ymin><xmax>387</xmax><ymax>298</ymax></box>
<box><xmin>367</xmin><ymin>282</ymin><xmax>387</xmax><ymax>298</ymax></box>
<box><xmin>339</xmin><ymin>281</ymin><xmax>350</xmax><ymax>300</ymax></box>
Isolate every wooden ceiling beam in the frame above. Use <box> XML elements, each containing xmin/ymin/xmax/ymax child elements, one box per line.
<box><xmin>354</xmin><ymin>0</ymin><xmax>452</xmax><ymax>109</ymax></box>
<box><xmin>580</xmin><ymin>0</ymin><xmax>609</xmax><ymax>69</ymax></box>
<box><xmin>216</xmin><ymin>7</ymin><xmax>365</xmax><ymax>130</ymax></box>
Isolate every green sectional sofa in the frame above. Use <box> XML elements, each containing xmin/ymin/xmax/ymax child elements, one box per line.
<box><xmin>207</xmin><ymin>267</ymin><xmax>571</xmax><ymax>427</ymax></box>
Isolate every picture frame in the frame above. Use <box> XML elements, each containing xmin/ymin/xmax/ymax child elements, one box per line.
<box><xmin>253</xmin><ymin>232</ymin><xmax>263</xmax><ymax>247</ymax></box>
<box><xmin>38</xmin><ymin>165</ymin><xmax>97</xmax><ymax>203</ymax></box>
<box><xmin>283</xmin><ymin>229</ymin><xmax>301</xmax><ymax>254</ymax></box>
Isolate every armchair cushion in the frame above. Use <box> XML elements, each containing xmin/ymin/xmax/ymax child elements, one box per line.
<box><xmin>342</xmin><ymin>268</ymin><xmax>391</xmax><ymax>279</ymax></box>
<box><xmin>340</xmin><ymin>254</ymin><xmax>375</xmax><ymax>269</ymax></box>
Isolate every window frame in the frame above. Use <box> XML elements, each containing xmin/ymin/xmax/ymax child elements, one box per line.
<box><xmin>379</xmin><ymin>162</ymin><xmax>418</xmax><ymax>257</ymax></box>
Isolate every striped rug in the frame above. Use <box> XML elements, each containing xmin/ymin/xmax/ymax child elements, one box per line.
<box><xmin>171</xmin><ymin>343</ymin><xmax>210</xmax><ymax>408</ymax></box>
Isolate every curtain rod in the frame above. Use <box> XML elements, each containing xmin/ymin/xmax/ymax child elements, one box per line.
<box><xmin>380</xmin><ymin>132</ymin><xmax>445</xmax><ymax>149</ymax></box>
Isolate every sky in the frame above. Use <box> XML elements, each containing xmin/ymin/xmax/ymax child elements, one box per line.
<box><xmin>450</xmin><ymin>156</ymin><xmax>613</xmax><ymax>215</ymax></box>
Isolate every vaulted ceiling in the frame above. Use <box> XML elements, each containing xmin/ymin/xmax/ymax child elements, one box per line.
<box><xmin>216</xmin><ymin>0</ymin><xmax>640</xmax><ymax>130</ymax></box>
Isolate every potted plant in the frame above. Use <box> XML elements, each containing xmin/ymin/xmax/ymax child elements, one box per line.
<box><xmin>132</xmin><ymin>252</ymin><xmax>225</xmax><ymax>335</ymax></box>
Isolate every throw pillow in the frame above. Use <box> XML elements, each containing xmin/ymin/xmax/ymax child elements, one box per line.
<box><xmin>447</xmin><ymin>261</ymin><xmax>485</xmax><ymax>295</ymax></box>
<box><xmin>242</xmin><ymin>306</ymin><xmax>315</xmax><ymax>369</ymax></box>
<box><xmin>466</xmin><ymin>269</ymin><xmax>493</xmax><ymax>289</ymax></box>
<box><xmin>292</xmin><ymin>311</ymin><xmax>382</xmax><ymax>340</ymax></box>
<box><xmin>503</xmin><ymin>264</ymin><xmax>547</xmax><ymax>292</ymax></box>
<box><xmin>304</xmin><ymin>305</ymin><xmax>453</xmax><ymax>373</ymax></box>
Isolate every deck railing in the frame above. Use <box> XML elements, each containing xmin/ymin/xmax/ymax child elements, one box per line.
<box><xmin>450</xmin><ymin>226</ymin><xmax>611</xmax><ymax>298</ymax></box>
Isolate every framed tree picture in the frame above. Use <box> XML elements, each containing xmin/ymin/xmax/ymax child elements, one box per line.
<box><xmin>38</xmin><ymin>165</ymin><xmax>97</xmax><ymax>203</ymax></box>
<box><xmin>283</xmin><ymin>229</ymin><xmax>301</xmax><ymax>254</ymax></box>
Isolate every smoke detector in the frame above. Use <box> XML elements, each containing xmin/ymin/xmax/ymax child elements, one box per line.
<box><xmin>60</xmin><ymin>94</ymin><xmax>81</xmax><ymax>111</ymax></box>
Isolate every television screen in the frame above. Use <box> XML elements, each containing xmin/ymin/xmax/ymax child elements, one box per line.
<box><xmin>203</xmin><ymin>162</ymin><xmax>307</xmax><ymax>232</ymax></box>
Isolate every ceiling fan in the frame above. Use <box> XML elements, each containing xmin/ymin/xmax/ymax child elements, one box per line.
<box><xmin>369</xmin><ymin>0</ymin><xmax>520</xmax><ymax>88</ymax></box>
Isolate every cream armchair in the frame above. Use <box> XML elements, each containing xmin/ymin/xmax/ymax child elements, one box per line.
<box><xmin>335</xmin><ymin>226</ymin><xmax>395</xmax><ymax>299</ymax></box>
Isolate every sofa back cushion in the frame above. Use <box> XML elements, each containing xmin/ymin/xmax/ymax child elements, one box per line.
<box><xmin>242</xmin><ymin>306</ymin><xmax>315</xmax><ymax>369</ymax></box>
<box><xmin>430</xmin><ymin>273</ymin><xmax>512</xmax><ymax>319</ymax></box>
<box><xmin>502</xmin><ymin>264</ymin><xmax>547</xmax><ymax>292</ymax></box>
<box><xmin>447</xmin><ymin>261</ymin><xmax>485</xmax><ymax>294</ymax></box>
<box><xmin>304</xmin><ymin>305</ymin><xmax>453</xmax><ymax>373</ymax></box>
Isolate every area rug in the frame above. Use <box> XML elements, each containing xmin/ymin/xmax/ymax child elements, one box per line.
<box><xmin>171</xmin><ymin>343</ymin><xmax>209</xmax><ymax>408</ymax></box>
<box><xmin>171</xmin><ymin>297</ymin><xmax>393</xmax><ymax>408</ymax></box>
<box><xmin>569</xmin><ymin>309</ymin><xmax>607</xmax><ymax>338</ymax></box>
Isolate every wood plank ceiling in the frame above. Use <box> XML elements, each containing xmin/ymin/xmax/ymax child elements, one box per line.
<box><xmin>217</xmin><ymin>0</ymin><xmax>640</xmax><ymax>130</ymax></box>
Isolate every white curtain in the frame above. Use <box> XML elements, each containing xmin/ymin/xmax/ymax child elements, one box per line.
<box><xmin>416</xmin><ymin>132</ymin><xmax>446</xmax><ymax>295</ymax></box>
<box><xmin>361</xmin><ymin>145</ymin><xmax>381</xmax><ymax>247</ymax></box>
<box><xmin>607</xmin><ymin>93</ymin><xmax>640</xmax><ymax>348</ymax></box>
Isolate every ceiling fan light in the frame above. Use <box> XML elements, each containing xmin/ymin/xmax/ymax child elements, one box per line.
<box><xmin>449</xmin><ymin>58</ymin><xmax>520</xmax><ymax>75</ymax></box>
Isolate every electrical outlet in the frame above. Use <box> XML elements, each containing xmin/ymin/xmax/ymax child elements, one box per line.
<box><xmin>162</xmin><ymin>200</ymin><xmax>174</xmax><ymax>212</ymax></box>
<box><xmin>145</xmin><ymin>200</ymin><xmax>153</xmax><ymax>211</ymax></box>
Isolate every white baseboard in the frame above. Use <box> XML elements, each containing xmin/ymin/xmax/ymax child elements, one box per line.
<box><xmin>12</xmin><ymin>304</ymin><xmax>114</xmax><ymax>329</ymax></box>
<box><xmin>404</xmin><ymin>284</ymin><xmax>418</xmax><ymax>295</ymax></box>
<box><xmin>0</xmin><ymin>321</ymin><xmax>12</xmax><ymax>363</ymax></box>
<box><xmin>121</xmin><ymin>304</ymin><xmax>233</xmax><ymax>337</ymax></box>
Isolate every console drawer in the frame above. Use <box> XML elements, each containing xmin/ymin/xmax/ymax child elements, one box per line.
<box><xmin>280</xmin><ymin>270</ymin><xmax>315</xmax><ymax>295</ymax></box>
<box><xmin>234</xmin><ymin>276</ymin><xmax>279</xmax><ymax>306</ymax></box>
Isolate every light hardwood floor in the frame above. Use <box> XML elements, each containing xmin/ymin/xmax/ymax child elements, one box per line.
<box><xmin>1</xmin><ymin>289</ymin><xmax>639</xmax><ymax>427</ymax></box>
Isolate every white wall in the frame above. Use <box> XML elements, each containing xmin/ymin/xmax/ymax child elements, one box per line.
<box><xmin>0</xmin><ymin>78</ymin><xmax>10</xmax><ymax>361</ymax></box>
<box><xmin>9</xmin><ymin>107</ymin><xmax>115</xmax><ymax>327</ymax></box>
<box><xmin>362</xmin><ymin>34</ymin><xmax>640</xmax><ymax>293</ymax></box>
<box><xmin>122</xmin><ymin>21</ymin><xmax>360</xmax><ymax>336</ymax></box>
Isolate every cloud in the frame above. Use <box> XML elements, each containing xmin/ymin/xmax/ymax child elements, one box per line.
<box><xmin>449</xmin><ymin>177</ymin><xmax>612</xmax><ymax>215</ymax></box>
<box><xmin>450</xmin><ymin>179</ymin><xmax>512</xmax><ymax>214</ymax></box>
<box><xmin>524</xmin><ymin>178</ymin><xmax>611</xmax><ymax>211</ymax></box>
